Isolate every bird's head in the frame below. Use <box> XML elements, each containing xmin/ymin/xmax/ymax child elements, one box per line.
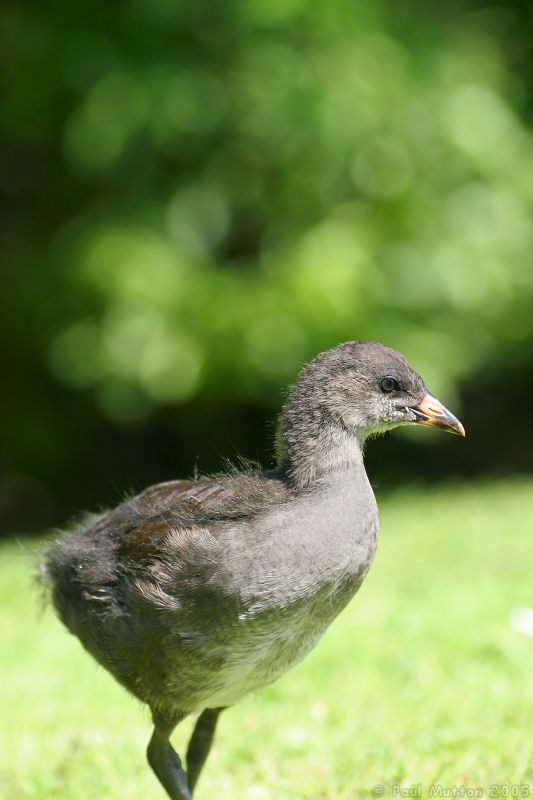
<box><xmin>286</xmin><ymin>340</ymin><xmax>465</xmax><ymax>444</ymax></box>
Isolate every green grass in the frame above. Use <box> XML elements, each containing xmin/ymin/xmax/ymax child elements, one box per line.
<box><xmin>1</xmin><ymin>480</ymin><xmax>532</xmax><ymax>799</ymax></box>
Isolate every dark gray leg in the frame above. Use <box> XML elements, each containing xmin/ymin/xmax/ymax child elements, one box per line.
<box><xmin>147</xmin><ymin>712</ymin><xmax>192</xmax><ymax>800</ymax></box>
<box><xmin>186</xmin><ymin>707</ymin><xmax>225</xmax><ymax>795</ymax></box>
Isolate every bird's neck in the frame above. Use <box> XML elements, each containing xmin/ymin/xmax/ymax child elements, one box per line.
<box><xmin>276</xmin><ymin>402</ymin><xmax>365</xmax><ymax>491</ymax></box>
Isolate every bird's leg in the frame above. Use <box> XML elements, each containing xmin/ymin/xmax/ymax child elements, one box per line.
<box><xmin>147</xmin><ymin>712</ymin><xmax>191</xmax><ymax>800</ymax></box>
<box><xmin>186</xmin><ymin>707</ymin><xmax>225</xmax><ymax>795</ymax></box>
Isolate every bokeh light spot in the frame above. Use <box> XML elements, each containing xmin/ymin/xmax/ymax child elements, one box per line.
<box><xmin>446</xmin><ymin>84</ymin><xmax>519</xmax><ymax>161</ymax></box>
<box><xmin>48</xmin><ymin>319</ymin><xmax>105</xmax><ymax>388</ymax></box>
<box><xmin>64</xmin><ymin>72</ymin><xmax>148</xmax><ymax>171</ymax></box>
<box><xmin>139</xmin><ymin>334</ymin><xmax>204</xmax><ymax>402</ymax></box>
<box><xmin>351</xmin><ymin>137</ymin><xmax>414</xmax><ymax>199</ymax></box>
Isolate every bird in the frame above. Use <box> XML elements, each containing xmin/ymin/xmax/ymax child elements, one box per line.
<box><xmin>43</xmin><ymin>340</ymin><xmax>465</xmax><ymax>799</ymax></box>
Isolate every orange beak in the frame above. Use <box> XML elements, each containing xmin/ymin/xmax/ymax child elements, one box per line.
<box><xmin>411</xmin><ymin>395</ymin><xmax>465</xmax><ymax>437</ymax></box>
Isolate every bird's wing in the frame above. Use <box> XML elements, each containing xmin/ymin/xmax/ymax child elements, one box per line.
<box><xmin>108</xmin><ymin>472</ymin><xmax>290</xmax><ymax>569</ymax></box>
<box><xmin>130</xmin><ymin>472</ymin><xmax>290</xmax><ymax>523</ymax></box>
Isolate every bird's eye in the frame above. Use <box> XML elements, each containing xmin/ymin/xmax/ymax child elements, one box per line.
<box><xmin>380</xmin><ymin>376</ymin><xmax>400</xmax><ymax>393</ymax></box>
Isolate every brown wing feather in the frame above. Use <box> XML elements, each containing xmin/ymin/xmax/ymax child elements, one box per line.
<box><xmin>113</xmin><ymin>471</ymin><xmax>290</xmax><ymax>565</ymax></box>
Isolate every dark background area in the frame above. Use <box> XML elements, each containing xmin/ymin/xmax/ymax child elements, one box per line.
<box><xmin>2</xmin><ymin>0</ymin><xmax>533</xmax><ymax>535</ymax></box>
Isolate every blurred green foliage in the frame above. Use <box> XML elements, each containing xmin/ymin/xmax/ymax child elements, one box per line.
<box><xmin>2</xmin><ymin>1</ymin><xmax>533</xmax><ymax>530</ymax></box>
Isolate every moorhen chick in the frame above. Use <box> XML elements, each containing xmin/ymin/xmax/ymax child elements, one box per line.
<box><xmin>44</xmin><ymin>340</ymin><xmax>464</xmax><ymax>799</ymax></box>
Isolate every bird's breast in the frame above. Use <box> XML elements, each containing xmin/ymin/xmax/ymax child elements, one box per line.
<box><xmin>223</xmin><ymin>472</ymin><xmax>379</xmax><ymax>611</ymax></box>
<box><xmin>194</xmin><ymin>485</ymin><xmax>378</xmax><ymax>709</ymax></box>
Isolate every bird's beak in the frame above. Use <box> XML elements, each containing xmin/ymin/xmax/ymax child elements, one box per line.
<box><xmin>411</xmin><ymin>395</ymin><xmax>465</xmax><ymax>437</ymax></box>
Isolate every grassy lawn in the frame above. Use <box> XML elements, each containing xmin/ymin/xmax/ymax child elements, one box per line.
<box><xmin>1</xmin><ymin>480</ymin><xmax>532</xmax><ymax>799</ymax></box>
